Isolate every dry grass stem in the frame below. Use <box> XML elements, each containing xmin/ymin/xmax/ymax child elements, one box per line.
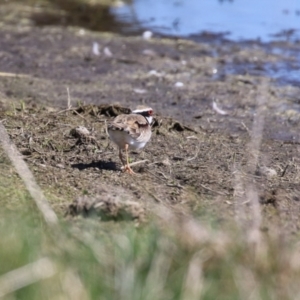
<box><xmin>61</xmin><ymin>269</ymin><xmax>89</xmax><ymax>300</ymax></box>
<box><xmin>181</xmin><ymin>252</ymin><xmax>203</xmax><ymax>300</ymax></box>
<box><xmin>233</xmin><ymin>82</ymin><xmax>267</xmax><ymax>239</ymax></box>
<box><xmin>234</xmin><ymin>266</ymin><xmax>260</xmax><ymax>300</ymax></box>
<box><xmin>0</xmin><ymin>72</ymin><xmax>30</xmax><ymax>78</ymax></box>
<box><xmin>121</xmin><ymin>159</ymin><xmax>149</xmax><ymax>169</ymax></box>
<box><xmin>233</xmin><ymin>167</ymin><xmax>247</xmax><ymax>226</ymax></box>
<box><xmin>0</xmin><ymin>123</ymin><xmax>58</xmax><ymax>226</ymax></box>
<box><xmin>66</xmin><ymin>86</ymin><xmax>72</xmax><ymax>109</ymax></box>
<box><xmin>143</xmin><ymin>239</ymin><xmax>173</xmax><ymax>300</ymax></box>
<box><xmin>0</xmin><ymin>257</ymin><xmax>56</xmax><ymax>298</ymax></box>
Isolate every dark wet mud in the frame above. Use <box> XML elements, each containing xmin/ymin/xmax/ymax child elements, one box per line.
<box><xmin>1</xmin><ymin>13</ymin><xmax>300</xmax><ymax>236</ymax></box>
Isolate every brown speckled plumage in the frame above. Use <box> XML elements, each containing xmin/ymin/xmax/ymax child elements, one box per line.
<box><xmin>107</xmin><ymin>106</ymin><xmax>153</xmax><ymax>174</ymax></box>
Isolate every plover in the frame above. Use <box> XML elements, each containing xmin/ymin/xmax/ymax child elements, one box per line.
<box><xmin>107</xmin><ymin>106</ymin><xmax>153</xmax><ymax>174</ymax></box>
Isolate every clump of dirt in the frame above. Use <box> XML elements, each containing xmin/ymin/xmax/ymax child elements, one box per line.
<box><xmin>70</xmin><ymin>125</ymin><xmax>100</xmax><ymax>146</ymax></box>
<box><xmin>74</xmin><ymin>104</ymin><xmax>132</xmax><ymax>117</ymax></box>
<box><xmin>67</xmin><ymin>185</ymin><xmax>145</xmax><ymax>223</ymax></box>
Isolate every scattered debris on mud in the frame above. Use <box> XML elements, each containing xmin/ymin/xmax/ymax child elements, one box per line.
<box><xmin>1</xmin><ymin>101</ymin><xmax>300</xmax><ymax>236</ymax></box>
<box><xmin>0</xmin><ymin>20</ymin><xmax>300</xmax><ymax>236</ymax></box>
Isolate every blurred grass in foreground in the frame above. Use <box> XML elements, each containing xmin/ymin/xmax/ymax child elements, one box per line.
<box><xmin>0</xmin><ymin>147</ymin><xmax>299</xmax><ymax>300</ymax></box>
<box><xmin>1</xmin><ymin>206</ymin><xmax>300</xmax><ymax>300</ymax></box>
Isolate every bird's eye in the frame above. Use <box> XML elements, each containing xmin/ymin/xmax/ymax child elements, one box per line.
<box><xmin>148</xmin><ymin>110</ymin><xmax>153</xmax><ymax>115</ymax></box>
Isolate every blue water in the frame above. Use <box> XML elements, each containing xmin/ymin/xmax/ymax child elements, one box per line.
<box><xmin>112</xmin><ymin>0</ymin><xmax>300</xmax><ymax>41</ymax></box>
<box><xmin>111</xmin><ymin>0</ymin><xmax>300</xmax><ymax>87</ymax></box>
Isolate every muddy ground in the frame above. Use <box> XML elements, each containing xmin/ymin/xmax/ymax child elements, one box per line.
<box><xmin>1</xmin><ymin>10</ymin><xmax>300</xmax><ymax>236</ymax></box>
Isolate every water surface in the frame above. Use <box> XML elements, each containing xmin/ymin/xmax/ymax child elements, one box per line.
<box><xmin>112</xmin><ymin>0</ymin><xmax>300</xmax><ymax>41</ymax></box>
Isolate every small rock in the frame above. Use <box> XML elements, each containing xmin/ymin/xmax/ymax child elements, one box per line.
<box><xmin>133</xmin><ymin>88</ymin><xmax>147</xmax><ymax>94</ymax></box>
<box><xmin>103</xmin><ymin>47</ymin><xmax>113</xmax><ymax>57</ymax></box>
<box><xmin>148</xmin><ymin>70</ymin><xmax>163</xmax><ymax>77</ymax></box>
<box><xmin>142</xmin><ymin>49</ymin><xmax>157</xmax><ymax>57</ymax></box>
<box><xmin>143</xmin><ymin>31</ymin><xmax>153</xmax><ymax>40</ymax></box>
<box><xmin>161</xmin><ymin>158</ymin><xmax>171</xmax><ymax>166</ymax></box>
<box><xmin>174</xmin><ymin>82</ymin><xmax>184</xmax><ymax>88</ymax></box>
<box><xmin>92</xmin><ymin>42</ymin><xmax>100</xmax><ymax>56</ymax></box>
<box><xmin>260</xmin><ymin>166</ymin><xmax>277</xmax><ymax>178</ymax></box>
<box><xmin>78</xmin><ymin>29</ymin><xmax>85</xmax><ymax>35</ymax></box>
<box><xmin>70</xmin><ymin>126</ymin><xmax>90</xmax><ymax>138</ymax></box>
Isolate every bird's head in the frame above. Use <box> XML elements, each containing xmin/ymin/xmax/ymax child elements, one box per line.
<box><xmin>132</xmin><ymin>106</ymin><xmax>154</xmax><ymax>125</ymax></box>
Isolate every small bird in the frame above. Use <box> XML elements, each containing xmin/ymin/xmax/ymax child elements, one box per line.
<box><xmin>107</xmin><ymin>106</ymin><xmax>153</xmax><ymax>174</ymax></box>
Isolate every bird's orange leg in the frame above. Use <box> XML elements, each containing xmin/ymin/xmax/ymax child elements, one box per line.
<box><xmin>123</xmin><ymin>144</ymin><xmax>136</xmax><ymax>175</ymax></box>
<box><xmin>119</xmin><ymin>148</ymin><xmax>126</xmax><ymax>167</ymax></box>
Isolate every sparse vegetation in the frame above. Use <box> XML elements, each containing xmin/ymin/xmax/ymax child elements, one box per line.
<box><xmin>1</xmin><ymin>189</ymin><xmax>300</xmax><ymax>299</ymax></box>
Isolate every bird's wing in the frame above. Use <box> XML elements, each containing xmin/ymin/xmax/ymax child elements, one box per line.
<box><xmin>108</xmin><ymin>114</ymin><xmax>149</xmax><ymax>140</ymax></box>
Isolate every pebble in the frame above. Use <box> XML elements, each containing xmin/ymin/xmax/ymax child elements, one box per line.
<box><xmin>92</xmin><ymin>42</ymin><xmax>100</xmax><ymax>56</ymax></box>
<box><xmin>174</xmin><ymin>82</ymin><xmax>184</xmax><ymax>88</ymax></box>
<box><xmin>143</xmin><ymin>31</ymin><xmax>153</xmax><ymax>40</ymax></box>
